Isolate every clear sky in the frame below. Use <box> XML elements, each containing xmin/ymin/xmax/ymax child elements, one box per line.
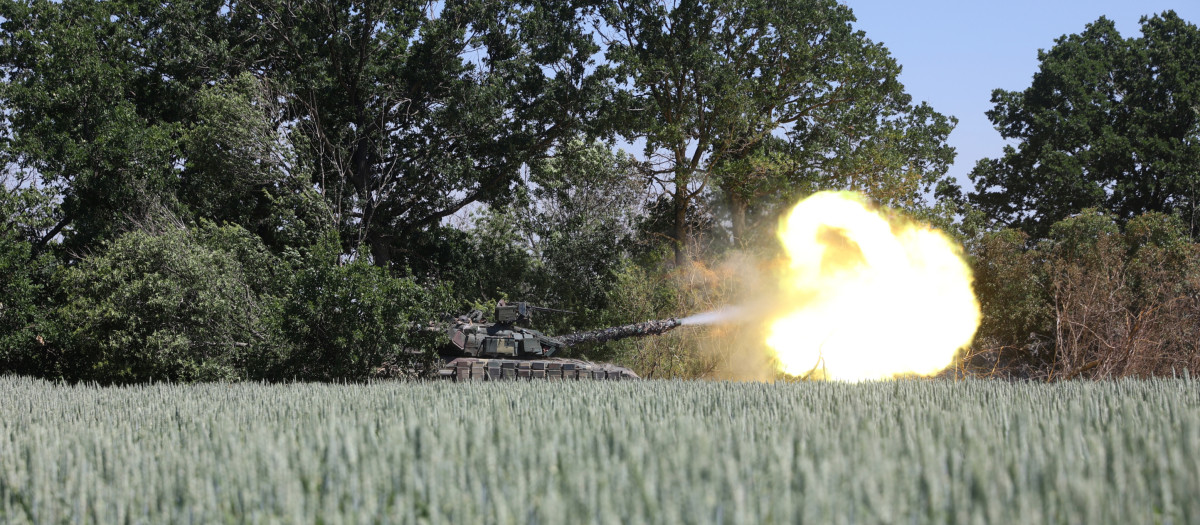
<box><xmin>843</xmin><ymin>0</ymin><xmax>1200</xmax><ymax>192</ymax></box>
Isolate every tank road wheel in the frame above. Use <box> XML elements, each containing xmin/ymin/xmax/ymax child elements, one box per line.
<box><xmin>437</xmin><ymin>358</ymin><xmax>639</xmax><ymax>381</ymax></box>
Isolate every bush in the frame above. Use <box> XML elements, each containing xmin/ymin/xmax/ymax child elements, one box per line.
<box><xmin>964</xmin><ymin>228</ymin><xmax>1053</xmax><ymax>376</ymax></box>
<box><xmin>274</xmin><ymin>235</ymin><xmax>448</xmax><ymax>381</ymax></box>
<box><xmin>56</xmin><ymin>221</ymin><xmax>283</xmax><ymax>382</ymax></box>
<box><xmin>0</xmin><ymin>186</ymin><xmax>59</xmax><ymax>377</ymax></box>
<box><xmin>438</xmin><ymin>140</ymin><xmax>647</xmax><ymax>333</ymax></box>
<box><xmin>0</xmin><ymin>231</ymin><xmax>51</xmax><ymax>375</ymax></box>
<box><xmin>966</xmin><ymin>210</ymin><xmax>1200</xmax><ymax>379</ymax></box>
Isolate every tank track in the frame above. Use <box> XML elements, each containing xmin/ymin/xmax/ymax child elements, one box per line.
<box><xmin>438</xmin><ymin>357</ymin><xmax>639</xmax><ymax>381</ymax></box>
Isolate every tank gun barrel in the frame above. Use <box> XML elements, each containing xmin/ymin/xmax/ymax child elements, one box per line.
<box><xmin>524</xmin><ymin>305</ymin><xmax>575</xmax><ymax>315</ymax></box>
<box><xmin>558</xmin><ymin>318</ymin><xmax>682</xmax><ymax>347</ymax></box>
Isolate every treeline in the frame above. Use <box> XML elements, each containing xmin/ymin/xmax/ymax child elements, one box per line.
<box><xmin>963</xmin><ymin>12</ymin><xmax>1200</xmax><ymax>380</ymax></box>
<box><xmin>968</xmin><ymin>211</ymin><xmax>1200</xmax><ymax>379</ymax></box>
<box><xmin>0</xmin><ymin>1</ymin><xmax>1197</xmax><ymax>382</ymax></box>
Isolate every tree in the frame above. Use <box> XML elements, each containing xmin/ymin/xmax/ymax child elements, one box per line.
<box><xmin>247</xmin><ymin>0</ymin><xmax>611</xmax><ymax>268</ymax></box>
<box><xmin>0</xmin><ymin>0</ymin><xmax>266</xmax><ymax>255</ymax></box>
<box><xmin>0</xmin><ymin>0</ymin><xmax>182</xmax><ymax>254</ymax></box>
<box><xmin>970</xmin><ymin>12</ymin><xmax>1200</xmax><ymax>238</ymax></box>
<box><xmin>181</xmin><ymin>73</ymin><xmax>333</xmax><ymax>253</ymax></box>
<box><xmin>465</xmin><ymin>140</ymin><xmax>646</xmax><ymax>324</ymax></box>
<box><xmin>525</xmin><ymin>141</ymin><xmax>645</xmax><ymax>311</ymax></box>
<box><xmin>599</xmin><ymin>0</ymin><xmax>956</xmax><ymax>264</ymax></box>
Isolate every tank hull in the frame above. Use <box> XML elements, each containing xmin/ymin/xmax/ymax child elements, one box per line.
<box><xmin>437</xmin><ymin>357</ymin><xmax>639</xmax><ymax>381</ymax></box>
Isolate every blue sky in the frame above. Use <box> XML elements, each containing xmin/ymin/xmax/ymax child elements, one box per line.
<box><xmin>843</xmin><ymin>0</ymin><xmax>1200</xmax><ymax>192</ymax></box>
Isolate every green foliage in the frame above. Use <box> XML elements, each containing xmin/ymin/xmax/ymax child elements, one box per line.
<box><xmin>249</xmin><ymin>0</ymin><xmax>609</xmax><ymax>268</ymax></box>
<box><xmin>1046</xmin><ymin>209</ymin><xmax>1122</xmax><ymax>262</ymax></box>
<box><xmin>601</xmin><ymin>263</ymin><xmax>681</xmax><ymax>327</ymax></box>
<box><xmin>275</xmin><ymin>234</ymin><xmax>449</xmax><ymax>381</ymax></box>
<box><xmin>967</xmin><ymin>228</ymin><xmax>1054</xmax><ymax>372</ymax></box>
<box><xmin>0</xmin><ymin>0</ymin><xmax>188</xmax><ymax>253</ymax></box>
<box><xmin>0</xmin><ymin>226</ymin><xmax>48</xmax><ymax>374</ymax></box>
<box><xmin>600</xmin><ymin>0</ymin><xmax>958</xmax><ymax>262</ymax></box>
<box><xmin>456</xmin><ymin>141</ymin><xmax>645</xmax><ymax>328</ymax></box>
<box><xmin>591</xmin><ymin>259</ymin><xmax>774</xmax><ymax>379</ymax></box>
<box><xmin>525</xmin><ymin>141</ymin><xmax>645</xmax><ymax>311</ymax></box>
<box><xmin>400</xmin><ymin>225</ymin><xmax>523</xmax><ymax>299</ymax></box>
<box><xmin>967</xmin><ymin>209</ymin><xmax>1200</xmax><ymax>379</ymax></box>
<box><xmin>4</xmin><ymin>377</ymin><xmax>1200</xmax><ymax>523</ymax></box>
<box><xmin>0</xmin><ymin>186</ymin><xmax>59</xmax><ymax>376</ymax></box>
<box><xmin>22</xmin><ymin>0</ymin><xmax>1190</xmax><ymax>384</ymax></box>
<box><xmin>1122</xmin><ymin>212</ymin><xmax>1198</xmax><ymax>299</ymax></box>
<box><xmin>466</xmin><ymin>211</ymin><xmax>542</xmax><ymax>300</ymax></box>
<box><xmin>12</xmin><ymin>217</ymin><xmax>448</xmax><ymax>382</ymax></box>
<box><xmin>970</xmin><ymin>12</ymin><xmax>1200</xmax><ymax>238</ymax></box>
<box><xmin>182</xmin><ymin>73</ymin><xmax>332</xmax><ymax>252</ymax></box>
<box><xmin>57</xmin><ymin>222</ymin><xmax>283</xmax><ymax>383</ymax></box>
<box><xmin>593</xmin><ymin>262</ymin><xmax>714</xmax><ymax>378</ymax></box>
<box><xmin>0</xmin><ymin>184</ymin><xmax>59</xmax><ymax>249</ymax></box>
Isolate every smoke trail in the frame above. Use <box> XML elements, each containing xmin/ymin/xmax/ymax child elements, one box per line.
<box><xmin>679</xmin><ymin>307</ymin><xmax>745</xmax><ymax>326</ymax></box>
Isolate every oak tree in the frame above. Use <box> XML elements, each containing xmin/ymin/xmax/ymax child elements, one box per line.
<box><xmin>600</xmin><ymin>0</ymin><xmax>955</xmax><ymax>262</ymax></box>
<box><xmin>970</xmin><ymin>12</ymin><xmax>1200</xmax><ymax>238</ymax></box>
<box><xmin>248</xmin><ymin>0</ymin><xmax>611</xmax><ymax>268</ymax></box>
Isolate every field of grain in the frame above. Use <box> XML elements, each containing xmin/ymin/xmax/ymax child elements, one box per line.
<box><xmin>1</xmin><ymin>376</ymin><xmax>1198</xmax><ymax>523</ymax></box>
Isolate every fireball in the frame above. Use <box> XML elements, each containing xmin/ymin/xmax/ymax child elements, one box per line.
<box><xmin>766</xmin><ymin>192</ymin><xmax>980</xmax><ymax>380</ymax></box>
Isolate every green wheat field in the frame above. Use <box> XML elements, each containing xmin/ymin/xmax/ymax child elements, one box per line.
<box><xmin>1</xmin><ymin>376</ymin><xmax>1198</xmax><ymax>524</ymax></box>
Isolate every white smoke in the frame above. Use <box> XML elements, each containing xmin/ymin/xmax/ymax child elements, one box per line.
<box><xmin>679</xmin><ymin>306</ymin><xmax>746</xmax><ymax>326</ymax></box>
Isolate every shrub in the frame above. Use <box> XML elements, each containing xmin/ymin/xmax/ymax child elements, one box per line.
<box><xmin>0</xmin><ymin>186</ymin><xmax>59</xmax><ymax>377</ymax></box>
<box><xmin>0</xmin><ymin>231</ymin><xmax>50</xmax><ymax>374</ymax></box>
<box><xmin>274</xmin><ymin>235</ymin><xmax>448</xmax><ymax>381</ymax></box>
<box><xmin>593</xmin><ymin>257</ymin><xmax>777</xmax><ymax>380</ymax></box>
<box><xmin>56</xmin><ymin>221</ymin><xmax>282</xmax><ymax>382</ymax></box>
<box><xmin>967</xmin><ymin>209</ymin><xmax>1200</xmax><ymax>379</ymax></box>
<box><xmin>963</xmin><ymin>228</ymin><xmax>1053</xmax><ymax>377</ymax></box>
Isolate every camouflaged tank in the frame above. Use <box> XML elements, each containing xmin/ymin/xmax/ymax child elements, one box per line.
<box><xmin>437</xmin><ymin>302</ymin><xmax>681</xmax><ymax>381</ymax></box>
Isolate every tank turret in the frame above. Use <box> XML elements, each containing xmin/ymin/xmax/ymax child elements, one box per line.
<box><xmin>444</xmin><ymin>302</ymin><xmax>573</xmax><ymax>359</ymax></box>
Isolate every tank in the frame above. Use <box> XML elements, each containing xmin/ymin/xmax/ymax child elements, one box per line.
<box><xmin>436</xmin><ymin>302</ymin><xmax>682</xmax><ymax>381</ymax></box>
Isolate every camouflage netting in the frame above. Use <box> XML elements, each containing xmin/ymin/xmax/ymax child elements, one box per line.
<box><xmin>558</xmin><ymin>318</ymin><xmax>682</xmax><ymax>347</ymax></box>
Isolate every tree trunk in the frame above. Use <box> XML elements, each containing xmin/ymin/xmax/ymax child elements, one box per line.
<box><xmin>674</xmin><ymin>190</ymin><xmax>689</xmax><ymax>267</ymax></box>
<box><xmin>730</xmin><ymin>194</ymin><xmax>747</xmax><ymax>248</ymax></box>
<box><xmin>368</xmin><ymin>233</ymin><xmax>392</xmax><ymax>269</ymax></box>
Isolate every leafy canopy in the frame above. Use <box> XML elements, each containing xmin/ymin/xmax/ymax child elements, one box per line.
<box><xmin>970</xmin><ymin>12</ymin><xmax>1200</xmax><ymax>238</ymax></box>
<box><xmin>600</xmin><ymin>0</ymin><xmax>956</xmax><ymax>261</ymax></box>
